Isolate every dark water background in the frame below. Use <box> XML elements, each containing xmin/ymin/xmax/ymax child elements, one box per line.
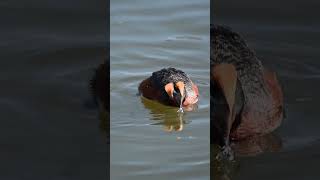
<box><xmin>212</xmin><ymin>0</ymin><xmax>320</xmax><ymax>179</ymax></box>
<box><xmin>0</xmin><ymin>0</ymin><xmax>108</xmax><ymax>179</ymax></box>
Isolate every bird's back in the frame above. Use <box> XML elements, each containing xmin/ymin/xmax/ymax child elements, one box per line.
<box><xmin>211</xmin><ymin>25</ymin><xmax>270</xmax><ymax>107</ymax></box>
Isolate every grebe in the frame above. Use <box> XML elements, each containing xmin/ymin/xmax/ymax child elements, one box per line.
<box><xmin>139</xmin><ymin>68</ymin><xmax>199</xmax><ymax>108</ymax></box>
<box><xmin>90</xmin><ymin>61</ymin><xmax>109</xmax><ymax>137</ymax></box>
<box><xmin>211</xmin><ymin>25</ymin><xmax>284</xmax><ymax>157</ymax></box>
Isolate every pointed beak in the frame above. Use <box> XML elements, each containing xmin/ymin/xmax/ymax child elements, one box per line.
<box><xmin>175</xmin><ymin>81</ymin><xmax>185</xmax><ymax>108</ymax></box>
<box><xmin>172</xmin><ymin>90</ymin><xmax>183</xmax><ymax>107</ymax></box>
<box><xmin>165</xmin><ymin>82</ymin><xmax>186</xmax><ymax>107</ymax></box>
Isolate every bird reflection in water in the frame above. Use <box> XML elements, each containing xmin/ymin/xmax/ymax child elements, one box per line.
<box><xmin>140</xmin><ymin>96</ymin><xmax>198</xmax><ymax>132</ymax></box>
<box><xmin>212</xmin><ymin>133</ymin><xmax>282</xmax><ymax>180</ymax></box>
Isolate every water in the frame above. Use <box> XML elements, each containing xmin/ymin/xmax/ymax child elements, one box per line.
<box><xmin>0</xmin><ymin>1</ymin><xmax>108</xmax><ymax>179</ymax></box>
<box><xmin>3</xmin><ymin>0</ymin><xmax>317</xmax><ymax>179</ymax></box>
<box><xmin>212</xmin><ymin>0</ymin><xmax>320</xmax><ymax>179</ymax></box>
<box><xmin>110</xmin><ymin>0</ymin><xmax>210</xmax><ymax>179</ymax></box>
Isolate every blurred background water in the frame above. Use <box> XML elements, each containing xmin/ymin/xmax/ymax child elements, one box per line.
<box><xmin>0</xmin><ymin>0</ymin><xmax>108</xmax><ymax>179</ymax></box>
<box><xmin>212</xmin><ymin>0</ymin><xmax>320</xmax><ymax>179</ymax></box>
<box><xmin>110</xmin><ymin>0</ymin><xmax>210</xmax><ymax>179</ymax></box>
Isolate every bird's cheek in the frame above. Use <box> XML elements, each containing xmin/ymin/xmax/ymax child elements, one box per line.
<box><xmin>193</xmin><ymin>84</ymin><xmax>199</xmax><ymax>96</ymax></box>
<box><xmin>183</xmin><ymin>95</ymin><xmax>199</xmax><ymax>106</ymax></box>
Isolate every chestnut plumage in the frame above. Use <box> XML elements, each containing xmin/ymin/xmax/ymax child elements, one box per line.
<box><xmin>139</xmin><ymin>68</ymin><xmax>199</xmax><ymax>107</ymax></box>
<box><xmin>211</xmin><ymin>25</ymin><xmax>284</xmax><ymax>148</ymax></box>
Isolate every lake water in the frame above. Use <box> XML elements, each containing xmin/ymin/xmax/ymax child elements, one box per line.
<box><xmin>212</xmin><ymin>0</ymin><xmax>320</xmax><ymax>179</ymax></box>
<box><xmin>0</xmin><ymin>1</ymin><xmax>108</xmax><ymax>179</ymax></box>
<box><xmin>2</xmin><ymin>0</ymin><xmax>318</xmax><ymax>179</ymax></box>
<box><xmin>110</xmin><ymin>0</ymin><xmax>210</xmax><ymax>179</ymax></box>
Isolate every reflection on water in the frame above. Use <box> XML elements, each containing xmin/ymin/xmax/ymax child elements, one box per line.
<box><xmin>231</xmin><ymin>133</ymin><xmax>282</xmax><ymax>157</ymax></box>
<box><xmin>140</xmin><ymin>97</ymin><xmax>198</xmax><ymax>132</ymax></box>
<box><xmin>212</xmin><ymin>146</ymin><xmax>240</xmax><ymax>180</ymax></box>
<box><xmin>212</xmin><ymin>133</ymin><xmax>282</xmax><ymax>179</ymax></box>
<box><xmin>111</xmin><ymin>0</ymin><xmax>210</xmax><ymax>179</ymax></box>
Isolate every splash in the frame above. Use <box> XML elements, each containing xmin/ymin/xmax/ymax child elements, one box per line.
<box><xmin>177</xmin><ymin>107</ymin><xmax>184</xmax><ymax>113</ymax></box>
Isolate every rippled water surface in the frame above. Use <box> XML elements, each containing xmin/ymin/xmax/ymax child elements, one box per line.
<box><xmin>212</xmin><ymin>0</ymin><xmax>320</xmax><ymax>179</ymax></box>
<box><xmin>0</xmin><ymin>1</ymin><xmax>108</xmax><ymax>179</ymax></box>
<box><xmin>110</xmin><ymin>0</ymin><xmax>210</xmax><ymax>179</ymax></box>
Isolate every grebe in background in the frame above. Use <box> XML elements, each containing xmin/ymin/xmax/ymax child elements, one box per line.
<box><xmin>211</xmin><ymin>25</ymin><xmax>284</xmax><ymax>159</ymax></box>
<box><xmin>90</xmin><ymin>60</ymin><xmax>109</xmax><ymax>141</ymax></box>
